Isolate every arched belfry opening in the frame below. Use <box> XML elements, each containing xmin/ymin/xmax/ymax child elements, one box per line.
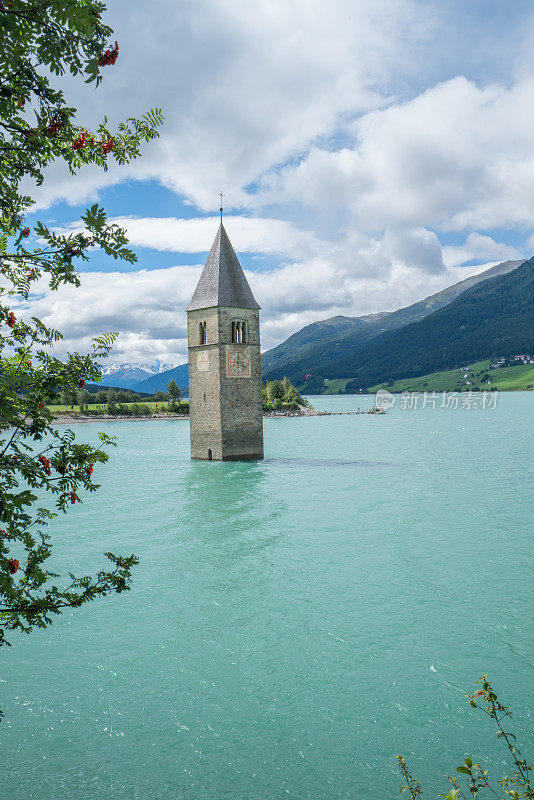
<box><xmin>231</xmin><ymin>321</ymin><xmax>247</xmax><ymax>343</ymax></box>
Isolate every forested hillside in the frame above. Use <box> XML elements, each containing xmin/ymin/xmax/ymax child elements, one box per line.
<box><xmin>340</xmin><ymin>258</ymin><xmax>534</xmax><ymax>391</ymax></box>
<box><xmin>261</xmin><ymin>260</ymin><xmax>523</xmax><ymax>382</ymax></box>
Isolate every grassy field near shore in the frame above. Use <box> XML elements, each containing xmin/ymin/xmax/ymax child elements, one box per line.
<box><xmin>368</xmin><ymin>360</ymin><xmax>534</xmax><ymax>393</ymax></box>
<box><xmin>320</xmin><ymin>361</ymin><xmax>534</xmax><ymax>394</ymax></box>
<box><xmin>47</xmin><ymin>401</ymin><xmax>187</xmax><ymax>414</ymax></box>
<box><xmin>322</xmin><ymin>379</ymin><xmax>352</xmax><ymax>394</ymax></box>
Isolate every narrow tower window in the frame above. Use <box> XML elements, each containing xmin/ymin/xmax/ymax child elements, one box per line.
<box><xmin>232</xmin><ymin>321</ymin><xmax>243</xmax><ymax>343</ymax></box>
<box><xmin>231</xmin><ymin>321</ymin><xmax>246</xmax><ymax>343</ymax></box>
<box><xmin>199</xmin><ymin>321</ymin><xmax>207</xmax><ymax>344</ymax></box>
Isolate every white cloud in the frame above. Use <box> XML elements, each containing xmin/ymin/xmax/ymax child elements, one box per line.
<box><xmin>28</xmin><ymin>0</ymin><xmax>430</xmax><ymax>211</ymax></box>
<box><xmin>14</xmin><ymin>267</ymin><xmax>198</xmax><ymax>365</ymax></box>
<box><xmin>259</xmin><ymin>76</ymin><xmax>534</xmax><ymax>235</ymax></box>
<box><xmin>54</xmin><ymin>215</ymin><xmax>325</xmax><ymax>261</ymax></box>
<box><xmin>442</xmin><ymin>233</ymin><xmax>522</xmax><ymax>268</ymax></box>
<box><xmin>381</xmin><ymin>228</ymin><xmax>445</xmax><ymax>274</ymax></box>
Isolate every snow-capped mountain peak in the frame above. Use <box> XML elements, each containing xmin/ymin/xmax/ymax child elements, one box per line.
<box><xmin>96</xmin><ymin>360</ymin><xmax>182</xmax><ymax>389</ymax></box>
<box><xmin>100</xmin><ymin>360</ymin><xmax>176</xmax><ymax>377</ymax></box>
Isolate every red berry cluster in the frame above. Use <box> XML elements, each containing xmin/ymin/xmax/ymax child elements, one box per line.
<box><xmin>71</xmin><ymin>129</ymin><xmax>95</xmax><ymax>151</ymax></box>
<box><xmin>6</xmin><ymin>311</ymin><xmax>16</xmax><ymax>328</ymax></box>
<box><xmin>78</xmin><ymin>379</ymin><xmax>85</xmax><ymax>389</ymax></box>
<box><xmin>85</xmin><ymin>463</ymin><xmax>94</xmax><ymax>478</ymax></box>
<box><xmin>18</xmin><ymin>97</ymin><xmax>25</xmax><ymax>108</ymax></box>
<box><xmin>99</xmin><ymin>41</ymin><xmax>119</xmax><ymax>66</ymax></box>
<box><xmin>8</xmin><ymin>558</ymin><xmax>19</xmax><ymax>575</ymax></box>
<box><xmin>45</xmin><ymin>121</ymin><xmax>61</xmax><ymax>136</ymax></box>
<box><xmin>38</xmin><ymin>455</ymin><xmax>51</xmax><ymax>476</ymax></box>
<box><xmin>21</xmin><ymin>227</ymin><xmax>30</xmax><ymax>237</ymax></box>
<box><xmin>72</xmin><ymin>132</ymin><xmax>88</xmax><ymax>151</ymax></box>
<box><xmin>101</xmin><ymin>137</ymin><xmax>113</xmax><ymax>155</ymax></box>
<box><xmin>68</xmin><ymin>492</ymin><xmax>78</xmax><ymax>504</ymax></box>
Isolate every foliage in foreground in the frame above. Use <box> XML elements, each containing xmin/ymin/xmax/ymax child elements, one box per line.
<box><xmin>0</xmin><ymin>0</ymin><xmax>162</xmax><ymax>660</ymax></box>
<box><xmin>398</xmin><ymin>676</ymin><xmax>533</xmax><ymax>800</ymax></box>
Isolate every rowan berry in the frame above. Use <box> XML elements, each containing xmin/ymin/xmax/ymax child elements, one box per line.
<box><xmin>8</xmin><ymin>559</ymin><xmax>19</xmax><ymax>575</ymax></box>
<box><xmin>72</xmin><ymin>134</ymin><xmax>86</xmax><ymax>151</ymax></box>
<box><xmin>38</xmin><ymin>455</ymin><xmax>51</xmax><ymax>476</ymax></box>
<box><xmin>99</xmin><ymin>41</ymin><xmax>119</xmax><ymax>66</ymax></box>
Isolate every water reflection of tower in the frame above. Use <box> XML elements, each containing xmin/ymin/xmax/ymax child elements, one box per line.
<box><xmin>182</xmin><ymin>459</ymin><xmax>267</xmax><ymax>539</ymax></box>
<box><xmin>176</xmin><ymin>460</ymin><xmax>288</xmax><ymax>588</ymax></box>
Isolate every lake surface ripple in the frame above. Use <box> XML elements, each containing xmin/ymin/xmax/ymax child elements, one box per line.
<box><xmin>2</xmin><ymin>393</ymin><xmax>533</xmax><ymax>800</ymax></box>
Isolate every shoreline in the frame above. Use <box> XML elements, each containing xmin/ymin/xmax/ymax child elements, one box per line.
<box><xmin>52</xmin><ymin>409</ymin><xmax>328</xmax><ymax>424</ymax></box>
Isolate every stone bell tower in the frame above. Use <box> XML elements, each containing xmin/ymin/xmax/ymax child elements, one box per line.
<box><xmin>186</xmin><ymin>222</ymin><xmax>264</xmax><ymax>460</ymax></box>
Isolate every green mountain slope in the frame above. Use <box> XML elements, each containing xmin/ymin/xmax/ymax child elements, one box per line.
<box><xmin>339</xmin><ymin>258</ymin><xmax>534</xmax><ymax>391</ymax></box>
<box><xmin>261</xmin><ymin>259</ymin><xmax>523</xmax><ymax>382</ymax></box>
<box><xmin>367</xmin><ymin>360</ymin><xmax>534</xmax><ymax>393</ymax></box>
<box><xmin>261</xmin><ymin>315</ymin><xmax>369</xmax><ymax>380</ymax></box>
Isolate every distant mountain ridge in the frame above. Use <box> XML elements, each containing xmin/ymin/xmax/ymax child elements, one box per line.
<box><xmin>132</xmin><ymin>362</ymin><xmax>189</xmax><ymax>394</ymax></box>
<box><xmin>261</xmin><ymin>259</ymin><xmax>524</xmax><ymax>383</ymax></box>
<box><xmin>342</xmin><ymin>257</ymin><xmax>534</xmax><ymax>390</ymax></box>
<box><xmin>98</xmin><ymin>360</ymin><xmax>178</xmax><ymax>389</ymax></box>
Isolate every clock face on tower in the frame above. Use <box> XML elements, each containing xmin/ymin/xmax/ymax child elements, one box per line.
<box><xmin>227</xmin><ymin>345</ymin><xmax>251</xmax><ymax>378</ymax></box>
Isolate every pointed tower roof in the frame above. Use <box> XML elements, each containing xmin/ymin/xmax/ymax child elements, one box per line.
<box><xmin>187</xmin><ymin>223</ymin><xmax>260</xmax><ymax>311</ymax></box>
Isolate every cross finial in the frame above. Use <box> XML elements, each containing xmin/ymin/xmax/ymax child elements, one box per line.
<box><xmin>219</xmin><ymin>192</ymin><xmax>223</xmax><ymax>223</ymax></box>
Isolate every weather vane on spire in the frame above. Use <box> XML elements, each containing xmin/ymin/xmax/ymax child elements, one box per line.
<box><xmin>219</xmin><ymin>192</ymin><xmax>223</xmax><ymax>223</ymax></box>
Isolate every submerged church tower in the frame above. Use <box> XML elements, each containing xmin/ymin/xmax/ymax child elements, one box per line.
<box><xmin>186</xmin><ymin>222</ymin><xmax>264</xmax><ymax>460</ymax></box>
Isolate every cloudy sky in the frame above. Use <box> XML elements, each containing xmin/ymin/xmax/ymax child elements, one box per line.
<box><xmin>18</xmin><ymin>0</ymin><xmax>534</xmax><ymax>365</ymax></box>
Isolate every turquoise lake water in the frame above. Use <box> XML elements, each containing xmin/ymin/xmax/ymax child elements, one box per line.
<box><xmin>2</xmin><ymin>393</ymin><xmax>533</xmax><ymax>800</ymax></box>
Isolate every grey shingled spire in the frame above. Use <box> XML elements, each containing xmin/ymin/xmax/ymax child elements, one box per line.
<box><xmin>187</xmin><ymin>223</ymin><xmax>260</xmax><ymax>311</ymax></box>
